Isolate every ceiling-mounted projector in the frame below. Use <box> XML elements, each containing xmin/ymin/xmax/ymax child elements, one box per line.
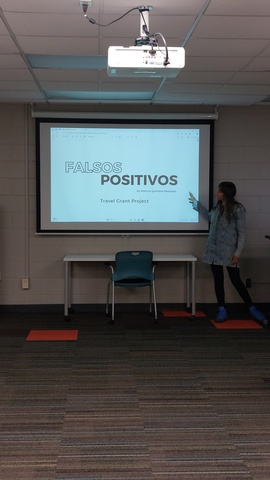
<box><xmin>107</xmin><ymin>45</ymin><xmax>185</xmax><ymax>78</ymax></box>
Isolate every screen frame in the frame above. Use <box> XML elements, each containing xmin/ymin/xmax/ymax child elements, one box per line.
<box><xmin>36</xmin><ymin>117</ymin><xmax>214</xmax><ymax>235</ymax></box>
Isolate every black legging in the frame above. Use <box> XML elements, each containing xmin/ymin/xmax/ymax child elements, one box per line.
<box><xmin>210</xmin><ymin>264</ymin><xmax>253</xmax><ymax>308</ymax></box>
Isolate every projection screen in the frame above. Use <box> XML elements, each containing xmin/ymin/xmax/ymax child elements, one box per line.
<box><xmin>36</xmin><ymin>118</ymin><xmax>214</xmax><ymax>234</ymax></box>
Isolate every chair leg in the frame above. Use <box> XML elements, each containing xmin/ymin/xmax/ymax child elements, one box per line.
<box><xmin>111</xmin><ymin>281</ymin><xmax>115</xmax><ymax>323</ymax></box>
<box><xmin>106</xmin><ymin>281</ymin><xmax>111</xmax><ymax>317</ymax></box>
<box><xmin>149</xmin><ymin>286</ymin><xmax>153</xmax><ymax>315</ymax></box>
<box><xmin>152</xmin><ymin>281</ymin><xmax>158</xmax><ymax>322</ymax></box>
<box><xmin>149</xmin><ymin>283</ymin><xmax>157</xmax><ymax>321</ymax></box>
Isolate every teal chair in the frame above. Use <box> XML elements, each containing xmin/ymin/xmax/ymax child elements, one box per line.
<box><xmin>106</xmin><ymin>251</ymin><xmax>157</xmax><ymax>323</ymax></box>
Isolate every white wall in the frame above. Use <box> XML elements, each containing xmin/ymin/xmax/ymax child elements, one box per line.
<box><xmin>1</xmin><ymin>104</ymin><xmax>270</xmax><ymax>308</ymax></box>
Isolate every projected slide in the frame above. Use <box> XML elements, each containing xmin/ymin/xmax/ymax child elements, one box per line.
<box><xmin>50</xmin><ymin>127</ymin><xmax>199</xmax><ymax>223</ymax></box>
<box><xmin>37</xmin><ymin>119</ymin><xmax>213</xmax><ymax>234</ymax></box>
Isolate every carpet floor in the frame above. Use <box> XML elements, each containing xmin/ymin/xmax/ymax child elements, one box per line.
<box><xmin>0</xmin><ymin>310</ymin><xmax>269</xmax><ymax>480</ymax></box>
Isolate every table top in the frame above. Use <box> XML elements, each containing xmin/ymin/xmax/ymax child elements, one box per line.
<box><xmin>63</xmin><ymin>253</ymin><xmax>197</xmax><ymax>262</ymax></box>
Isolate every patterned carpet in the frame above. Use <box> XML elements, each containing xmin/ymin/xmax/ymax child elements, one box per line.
<box><xmin>0</xmin><ymin>310</ymin><xmax>269</xmax><ymax>480</ymax></box>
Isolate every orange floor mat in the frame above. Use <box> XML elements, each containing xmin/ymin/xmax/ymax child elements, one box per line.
<box><xmin>26</xmin><ymin>329</ymin><xmax>79</xmax><ymax>341</ymax></box>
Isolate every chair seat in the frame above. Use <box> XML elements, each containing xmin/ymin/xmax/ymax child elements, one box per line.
<box><xmin>115</xmin><ymin>278</ymin><xmax>152</xmax><ymax>287</ymax></box>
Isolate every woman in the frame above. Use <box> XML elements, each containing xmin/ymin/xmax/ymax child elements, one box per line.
<box><xmin>189</xmin><ymin>182</ymin><xmax>267</xmax><ymax>324</ymax></box>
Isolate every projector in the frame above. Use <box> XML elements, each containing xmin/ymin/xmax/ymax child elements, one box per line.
<box><xmin>107</xmin><ymin>45</ymin><xmax>185</xmax><ymax>78</ymax></box>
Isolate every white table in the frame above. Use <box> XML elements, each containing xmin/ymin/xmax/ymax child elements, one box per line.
<box><xmin>63</xmin><ymin>253</ymin><xmax>197</xmax><ymax>320</ymax></box>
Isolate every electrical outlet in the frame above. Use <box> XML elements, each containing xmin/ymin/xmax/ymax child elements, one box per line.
<box><xmin>22</xmin><ymin>278</ymin><xmax>29</xmax><ymax>289</ymax></box>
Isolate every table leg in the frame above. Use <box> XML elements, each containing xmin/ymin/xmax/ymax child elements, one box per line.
<box><xmin>64</xmin><ymin>261</ymin><xmax>70</xmax><ymax>319</ymax></box>
<box><xmin>191</xmin><ymin>261</ymin><xmax>196</xmax><ymax>316</ymax></box>
<box><xmin>187</xmin><ymin>262</ymin><xmax>190</xmax><ymax>310</ymax></box>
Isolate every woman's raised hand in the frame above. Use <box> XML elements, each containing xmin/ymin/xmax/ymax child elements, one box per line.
<box><xmin>188</xmin><ymin>192</ymin><xmax>197</xmax><ymax>204</ymax></box>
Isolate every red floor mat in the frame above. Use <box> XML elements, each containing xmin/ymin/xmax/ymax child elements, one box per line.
<box><xmin>162</xmin><ymin>310</ymin><xmax>206</xmax><ymax>317</ymax></box>
<box><xmin>211</xmin><ymin>319</ymin><xmax>263</xmax><ymax>330</ymax></box>
<box><xmin>26</xmin><ymin>330</ymin><xmax>79</xmax><ymax>341</ymax></box>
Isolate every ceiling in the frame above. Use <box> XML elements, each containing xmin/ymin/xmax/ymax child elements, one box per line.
<box><xmin>1</xmin><ymin>0</ymin><xmax>270</xmax><ymax>107</ymax></box>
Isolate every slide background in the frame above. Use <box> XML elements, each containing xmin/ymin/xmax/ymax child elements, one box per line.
<box><xmin>50</xmin><ymin>127</ymin><xmax>199</xmax><ymax>223</ymax></box>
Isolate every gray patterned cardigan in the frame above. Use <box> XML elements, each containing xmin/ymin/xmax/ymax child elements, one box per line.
<box><xmin>193</xmin><ymin>200</ymin><xmax>246</xmax><ymax>267</ymax></box>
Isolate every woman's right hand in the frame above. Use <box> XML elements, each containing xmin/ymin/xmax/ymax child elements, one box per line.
<box><xmin>188</xmin><ymin>192</ymin><xmax>197</xmax><ymax>204</ymax></box>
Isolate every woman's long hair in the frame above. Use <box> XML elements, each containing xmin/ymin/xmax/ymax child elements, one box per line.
<box><xmin>217</xmin><ymin>181</ymin><xmax>241</xmax><ymax>222</ymax></box>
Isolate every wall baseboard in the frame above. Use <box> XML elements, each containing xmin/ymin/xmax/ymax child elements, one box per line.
<box><xmin>0</xmin><ymin>303</ymin><xmax>269</xmax><ymax>315</ymax></box>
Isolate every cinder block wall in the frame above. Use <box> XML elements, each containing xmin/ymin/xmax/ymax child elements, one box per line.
<box><xmin>0</xmin><ymin>104</ymin><xmax>270</xmax><ymax>307</ymax></box>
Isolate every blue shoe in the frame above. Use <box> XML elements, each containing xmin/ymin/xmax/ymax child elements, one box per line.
<box><xmin>215</xmin><ymin>306</ymin><xmax>228</xmax><ymax>323</ymax></box>
<box><xmin>249</xmin><ymin>306</ymin><xmax>268</xmax><ymax>326</ymax></box>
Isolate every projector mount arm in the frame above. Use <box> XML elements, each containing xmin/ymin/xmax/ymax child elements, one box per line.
<box><xmin>134</xmin><ymin>7</ymin><xmax>170</xmax><ymax>66</ymax></box>
<box><xmin>134</xmin><ymin>6</ymin><xmax>156</xmax><ymax>46</ymax></box>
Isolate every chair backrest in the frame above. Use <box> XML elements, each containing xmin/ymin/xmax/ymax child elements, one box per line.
<box><xmin>114</xmin><ymin>251</ymin><xmax>154</xmax><ymax>282</ymax></box>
